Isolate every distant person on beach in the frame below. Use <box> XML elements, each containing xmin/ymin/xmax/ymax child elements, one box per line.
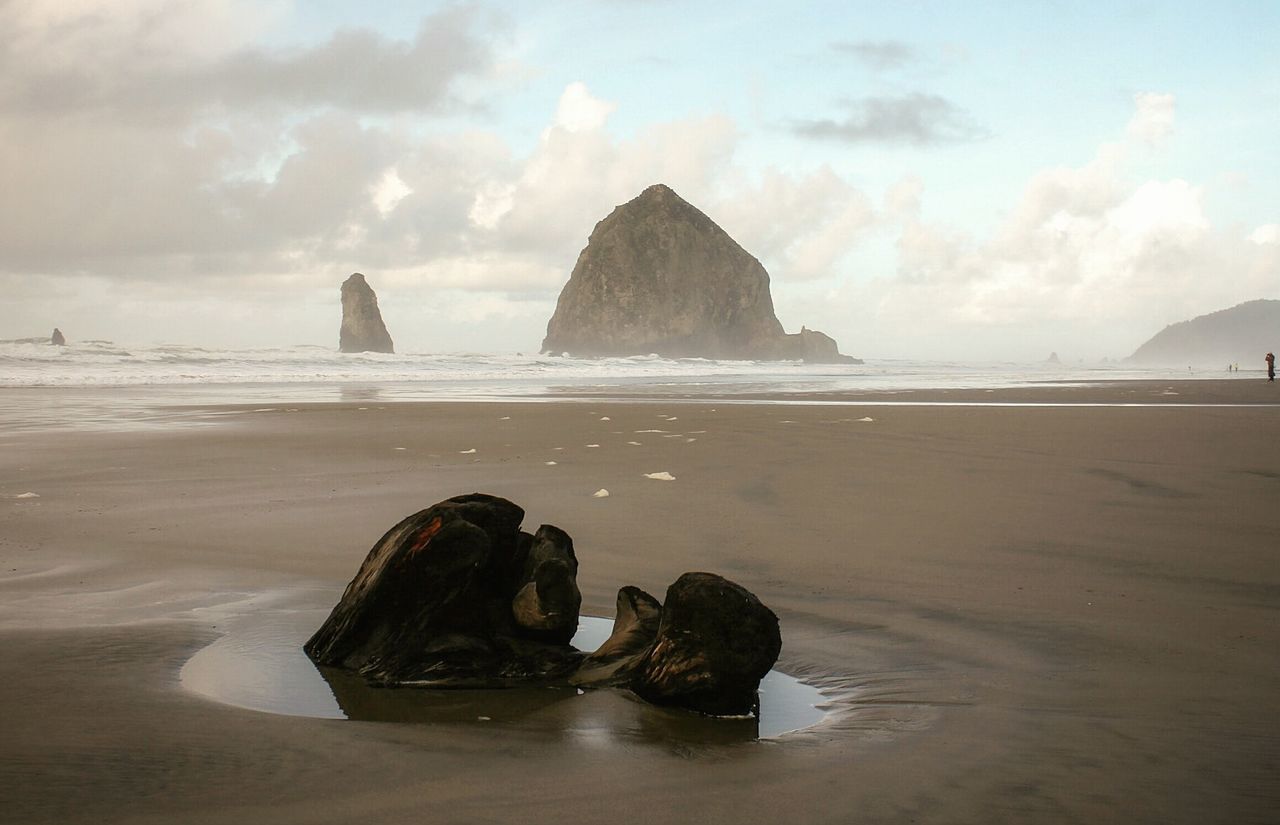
<box><xmin>1267</xmin><ymin>352</ymin><xmax>1275</xmax><ymax>381</ymax></box>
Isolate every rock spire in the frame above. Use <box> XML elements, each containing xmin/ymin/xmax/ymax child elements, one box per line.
<box><xmin>339</xmin><ymin>273</ymin><xmax>394</xmax><ymax>354</ymax></box>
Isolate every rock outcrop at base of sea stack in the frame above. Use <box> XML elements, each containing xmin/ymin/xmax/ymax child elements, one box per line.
<box><xmin>339</xmin><ymin>273</ymin><xmax>394</xmax><ymax>354</ymax></box>
<box><xmin>1128</xmin><ymin>299</ymin><xmax>1280</xmax><ymax>366</ymax></box>
<box><xmin>541</xmin><ymin>184</ymin><xmax>859</xmax><ymax>363</ymax></box>
<box><xmin>50</xmin><ymin>328</ymin><xmax>65</xmax><ymax>346</ymax></box>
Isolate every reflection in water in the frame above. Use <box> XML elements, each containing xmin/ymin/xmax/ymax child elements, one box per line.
<box><xmin>181</xmin><ymin>611</ymin><xmax>828</xmax><ymax>743</ymax></box>
<box><xmin>337</xmin><ymin>385</ymin><xmax>383</xmax><ymax>402</ymax></box>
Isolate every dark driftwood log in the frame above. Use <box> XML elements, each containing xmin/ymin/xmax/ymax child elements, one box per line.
<box><xmin>303</xmin><ymin>493</ymin><xmax>582</xmax><ymax>687</ymax></box>
<box><xmin>571</xmin><ymin>586</ymin><xmax>663</xmax><ymax>688</ymax></box>
<box><xmin>305</xmin><ymin>495</ymin><xmax>782</xmax><ymax>717</ymax></box>
<box><xmin>629</xmin><ymin>572</ymin><xmax>782</xmax><ymax>716</ymax></box>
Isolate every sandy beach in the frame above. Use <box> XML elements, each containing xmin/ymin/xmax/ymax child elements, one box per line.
<box><xmin>2</xmin><ymin>381</ymin><xmax>1278</xmax><ymax>824</ymax></box>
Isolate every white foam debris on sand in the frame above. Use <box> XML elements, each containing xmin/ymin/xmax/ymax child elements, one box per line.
<box><xmin>627</xmin><ymin>441</ymin><xmax>642</xmax><ymax>446</ymax></box>
<box><xmin>858</xmin><ymin>417</ymin><xmax>875</xmax><ymax>422</ymax></box>
<box><xmin>252</xmin><ymin>408</ymin><xmax>276</xmax><ymax>412</ymax></box>
<box><xmin>500</xmin><ymin>416</ymin><xmax>511</xmax><ymax>420</ymax></box>
<box><xmin>689</xmin><ymin>430</ymin><xmax>706</xmax><ymax>434</ymax></box>
<box><xmin>592</xmin><ymin>489</ymin><xmax>610</xmax><ymax>498</ymax></box>
<box><xmin>643</xmin><ymin>472</ymin><xmax>676</xmax><ymax>481</ymax></box>
<box><xmin>460</xmin><ymin>448</ymin><xmax>477</xmax><ymax>454</ymax></box>
<box><xmin>586</xmin><ymin>444</ymin><xmax>600</xmax><ymax>448</ymax></box>
<box><xmin>14</xmin><ymin>492</ymin><xmax>40</xmax><ymax>499</ymax></box>
<box><xmin>545</xmin><ymin>461</ymin><xmax>558</xmax><ymax>466</ymax></box>
<box><xmin>636</xmin><ymin>429</ymin><xmax>667</xmax><ymax>433</ymax></box>
<box><xmin>780</xmin><ymin>420</ymin><xmax>796</xmax><ymax>424</ymax></box>
<box><xmin>394</xmin><ymin>447</ymin><xmax>407</xmax><ymax>451</ymax></box>
<box><xmin>686</xmin><ymin>438</ymin><xmax>697</xmax><ymax>442</ymax></box>
<box><xmin>599</xmin><ymin>416</ymin><xmax>611</xmax><ymax>421</ymax></box>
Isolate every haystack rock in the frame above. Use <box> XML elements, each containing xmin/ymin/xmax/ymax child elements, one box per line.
<box><xmin>541</xmin><ymin>184</ymin><xmax>859</xmax><ymax>363</ymax></box>
<box><xmin>338</xmin><ymin>273</ymin><xmax>394</xmax><ymax>353</ymax></box>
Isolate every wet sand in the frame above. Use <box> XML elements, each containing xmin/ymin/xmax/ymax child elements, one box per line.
<box><xmin>1</xmin><ymin>381</ymin><xmax>1278</xmax><ymax>824</ymax></box>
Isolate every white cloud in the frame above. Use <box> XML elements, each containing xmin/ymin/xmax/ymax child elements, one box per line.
<box><xmin>1249</xmin><ymin>224</ymin><xmax>1279</xmax><ymax>245</ymax></box>
<box><xmin>551</xmin><ymin>81</ymin><xmax>616</xmax><ymax>133</ymax></box>
<box><xmin>0</xmin><ymin>4</ymin><xmax>493</xmax><ymax>117</ymax></box>
<box><xmin>710</xmin><ymin>167</ymin><xmax>874</xmax><ymax>281</ymax></box>
<box><xmin>1126</xmin><ymin>92</ymin><xmax>1176</xmax><ymax>147</ymax></box>
<box><xmin>1106</xmin><ymin>180</ymin><xmax>1208</xmax><ymax>237</ymax></box>
<box><xmin>371</xmin><ymin>168</ymin><xmax>413</xmax><ymax>217</ymax></box>
<box><xmin>852</xmin><ymin>91</ymin><xmax>1279</xmax><ymax>357</ymax></box>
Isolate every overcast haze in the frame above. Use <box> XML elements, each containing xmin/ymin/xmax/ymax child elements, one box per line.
<box><xmin>1</xmin><ymin>1</ymin><xmax>1277</xmax><ymax>360</ymax></box>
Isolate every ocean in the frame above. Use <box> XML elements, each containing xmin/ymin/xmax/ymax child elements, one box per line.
<box><xmin>0</xmin><ymin>340</ymin><xmax>1228</xmax><ymax>433</ymax></box>
<box><xmin>0</xmin><ymin>339</ymin><xmax>1203</xmax><ymax>393</ymax></box>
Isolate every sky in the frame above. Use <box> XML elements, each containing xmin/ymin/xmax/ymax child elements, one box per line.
<box><xmin>1</xmin><ymin>0</ymin><xmax>1277</xmax><ymax>360</ymax></box>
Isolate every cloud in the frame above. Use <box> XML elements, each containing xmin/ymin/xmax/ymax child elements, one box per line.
<box><xmin>552</xmin><ymin>81</ymin><xmax>617</xmax><ymax>132</ymax></box>
<box><xmin>791</xmin><ymin>93</ymin><xmax>984</xmax><ymax>145</ymax></box>
<box><xmin>0</xmin><ymin>3</ymin><xmax>494</xmax><ymax>117</ymax></box>
<box><xmin>0</xmin><ymin>60</ymin><xmax>871</xmax><ymax>325</ymax></box>
<box><xmin>1250</xmin><ymin>224</ymin><xmax>1280</xmax><ymax>245</ymax></box>
<box><xmin>862</xmin><ymin>91</ymin><xmax>1280</xmax><ymax>354</ymax></box>
<box><xmin>710</xmin><ymin>167</ymin><xmax>874</xmax><ymax>282</ymax></box>
<box><xmin>0</xmin><ymin>3</ymin><xmax>504</xmax><ymax>281</ymax></box>
<box><xmin>831</xmin><ymin>40</ymin><xmax>918</xmax><ymax>71</ymax></box>
<box><xmin>1125</xmin><ymin>91</ymin><xmax>1176</xmax><ymax>147</ymax></box>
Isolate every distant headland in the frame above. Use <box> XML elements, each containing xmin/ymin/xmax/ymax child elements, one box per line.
<box><xmin>1128</xmin><ymin>299</ymin><xmax>1280</xmax><ymax>366</ymax></box>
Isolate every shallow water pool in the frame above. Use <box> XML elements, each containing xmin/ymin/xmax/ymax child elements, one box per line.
<box><xmin>182</xmin><ymin>609</ymin><xmax>829</xmax><ymax>742</ymax></box>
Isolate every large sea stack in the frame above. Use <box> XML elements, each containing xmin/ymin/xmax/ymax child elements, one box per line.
<box><xmin>339</xmin><ymin>273</ymin><xmax>394</xmax><ymax>354</ymax></box>
<box><xmin>1129</xmin><ymin>299</ymin><xmax>1280</xmax><ymax>366</ymax></box>
<box><xmin>541</xmin><ymin>184</ymin><xmax>858</xmax><ymax>363</ymax></box>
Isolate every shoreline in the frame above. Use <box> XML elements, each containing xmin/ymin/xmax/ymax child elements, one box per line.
<box><xmin>2</xmin><ymin>378</ymin><xmax>1276</xmax><ymax>437</ymax></box>
<box><xmin>2</xmin><ymin>388</ymin><xmax>1278</xmax><ymax>823</ymax></box>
